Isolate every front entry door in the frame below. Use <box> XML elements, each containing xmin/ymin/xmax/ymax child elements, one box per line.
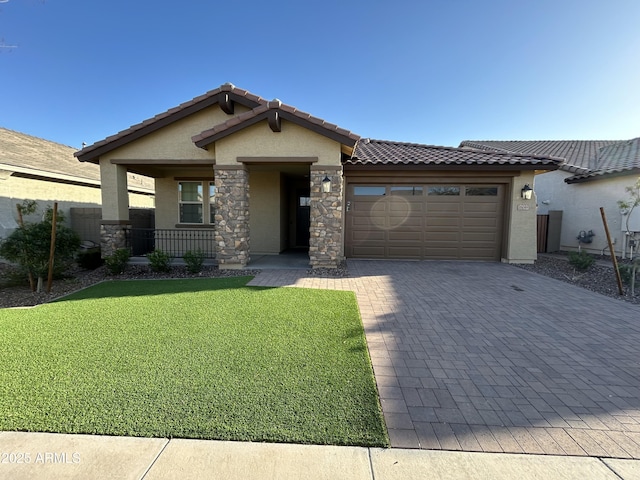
<box><xmin>296</xmin><ymin>189</ymin><xmax>311</xmax><ymax>247</ymax></box>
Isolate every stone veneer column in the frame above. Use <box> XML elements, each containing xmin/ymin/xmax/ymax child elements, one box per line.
<box><xmin>309</xmin><ymin>166</ymin><xmax>343</xmax><ymax>268</ymax></box>
<box><xmin>100</xmin><ymin>222</ymin><xmax>131</xmax><ymax>258</ymax></box>
<box><xmin>214</xmin><ymin>166</ymin><xmax>250</xmax><ymax>269</ymax></box>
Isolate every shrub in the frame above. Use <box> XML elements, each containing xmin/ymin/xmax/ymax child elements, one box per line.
<box><xmin>183</xmin><ymin>249</ymin><xmax>205</xmax><ymax>274</ymax></box>
<box><xmin>618</xmin><ymin>264</ymin><xmax>634</xmax><ymax>285</ymax></box>
<box><xmin>619</xmin><ymin>260</ymin><xmax>640</xmax><ymax>296</ymax></box>
<box><xmin>568</xmin><ymin>250</ymin><xmax>595</xmax><ymax>270</ymax></box>
<box><xmin>0</xmin><ymin>202</ymin><xmax>80</xmax><ymax>291</ymax></box>
<box><xmin>104</xmin><ymin>248</ymin><xmax>130</xmax><ymax>275</ymax></box>
<box><xmin>77</xmin><ymin>249</ymin><xmax>103</xmax><ymax>270</ymax></box>
<box><xmin>148</xmin><ymin>249</ymin><xmax>172</xmax><ymax>273</ymax></box>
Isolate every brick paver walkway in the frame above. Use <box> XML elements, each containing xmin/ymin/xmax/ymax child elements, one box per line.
<box><xmin>248</xmin><ymin>260</ymin><xmax>640</xmax><ymax>459</ymax></box>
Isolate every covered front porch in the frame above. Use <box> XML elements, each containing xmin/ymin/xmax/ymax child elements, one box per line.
<box><xmin>100</xmin><ymin>159</ymin><xmax>344</xmax><ymax>269</ymax></box>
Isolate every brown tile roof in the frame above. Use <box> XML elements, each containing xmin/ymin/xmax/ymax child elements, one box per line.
<box><xmin>192</xmin><ymin>99</ymin><xmax>360</xmax><ymax>148</ymax></box>
<box><xmin>347</xmin><ymin>139</ymin><xmax>562</xmax><ymax>169</ymax></box>
<box><xmin>459</xmin><ymin>139</ymin><xmax>640</xmax><ymax>183</ymax></box>
<box><xmin>75</xmin><ymin>83</ymin><xmax>265</xmax><ymax>163</ymax></box>
<box><xmin>0</xmin><ymin>127</ymin><xmax>154</xmax><ymax>191</ymax></box>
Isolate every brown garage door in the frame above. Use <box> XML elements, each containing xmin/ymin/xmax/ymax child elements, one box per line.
<box><xmin>345</xmin><ymin>184</ymin><xmax>504</xmax><ymax>260</ymax></box>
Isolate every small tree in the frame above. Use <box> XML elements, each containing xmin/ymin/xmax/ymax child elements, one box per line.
<box><xmin>618</xmin><ymin>178</ymin><xmax>640</xmax><ymax>296</ymax></box>
<box><xmin>618</xmin><ymin>177</ymin><xmax>640</xmax><ymax>235</ymax></box>
<box><xmin>0</xmin><ymin>201</ymin><xmax>80</xmax><ymax>292</ymax></box>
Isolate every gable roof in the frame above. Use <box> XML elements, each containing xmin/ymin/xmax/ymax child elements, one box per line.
<box><xmin>75</xmin><ymin>83</ymin><xmax>265</xmax><ymax>163</ymax></box>
<box><xmin>0</xmin><ymin>127</ymin><xmax>154</xmax><ymax>192</ymax></box>
<box><xmin>347</xmin><ymin>139</ymin><xmax>562</xmax><ymax>169</ymax></box>
<box><xmin>459</xmin><ymin>139</ymin><xmax>639</xmax><ymax>183</ymax></box>
<box><xmin>192</xmin><ymin>99</ymin><xmax>360</xmax><ymax>148</ymax></box>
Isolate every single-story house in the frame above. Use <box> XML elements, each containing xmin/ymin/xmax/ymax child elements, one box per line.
<box><xmin>459</xmin><ymin>139</ymin><xmax>640</xmax><ymax>258</ymax></box>
<box><xmin>0</xmin><ymin>127</ymin><xmax>155</xmax><ymax>240</ymax></box>
<box><xmin>75</xmin><ymin>83</ymin><xmax>561</xmax><ymax>268</ymax></box>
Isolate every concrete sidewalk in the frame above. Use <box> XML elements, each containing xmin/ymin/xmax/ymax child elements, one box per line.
<box><xmin>1</xmin><ymin>432</ymin><xmax>638</xmax><ymax>479</ymax></box>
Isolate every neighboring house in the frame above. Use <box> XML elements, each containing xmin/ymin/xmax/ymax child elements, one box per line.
<box><xmin>0</xmin><ymin>127</ymin><xmax>155</xmax><ymax>240</ymax></box>
<box><xmin>459</xmin><ymin>139</ymin><xmax>640</xmax><ymax>257</ymax></box>
<box><xmin>75</xmin><ymin>83</ymin><xmax>560</xmax><ymax>268</ymax></box>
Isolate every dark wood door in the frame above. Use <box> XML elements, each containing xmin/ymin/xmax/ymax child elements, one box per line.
<box><xmin>296</xmin><ymin>189</ymin><xmax>310</xmax><ymax>247</ymax></box>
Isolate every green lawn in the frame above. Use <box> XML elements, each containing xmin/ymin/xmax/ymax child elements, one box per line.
<box><xmin>0</xmin><ymin>277</ymin><xmax>388</xmax><ymax>447</ymax></box>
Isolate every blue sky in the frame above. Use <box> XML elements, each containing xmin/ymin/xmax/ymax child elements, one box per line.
<box><xmin>1</xmin><ymin>0</ymin><xmax>639</xmax><ymax>150</ymax></box>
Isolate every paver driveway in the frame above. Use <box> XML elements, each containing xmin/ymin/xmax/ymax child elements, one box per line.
<box><xmin>248</xmin><ymin>260</ymin><xmax>640</xmax><ymax>459</ymax></box>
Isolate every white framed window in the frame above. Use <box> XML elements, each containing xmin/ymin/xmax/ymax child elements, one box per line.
<box><xmin>179</xmin><ymin>182</ymin><xmax>203</xmax><ymax>224</ymax></box>
<box><xmin>178</xmin><ymin>181</ymin><xmax>216</xmax><ymax>225</ymax></box>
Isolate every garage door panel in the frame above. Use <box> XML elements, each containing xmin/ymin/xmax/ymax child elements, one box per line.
<box><xmin>464</xmin><ymin>203</ymin><xmax>499</xmax><ymax>214</ymax></box>
<box><xmin>460</xmin><ymin>247</ymin><xmax>498</xmax><ymax>260</ymax></box>
<box><xmin>346</xmin><ymin>183</ymin><xmax>503</xmax><ymax>260</ymax></box>
<box><xmin>388</xmin><ymin>231</ymin><xmax>422</xmax><ymax>241</ymax></box>
<box><xmin>462</xmin><ymin>231</ymin><xmax>498</xmax><ymax>242</ymax></box>
<box><xmin>425</xmin><ymin>247</ymin><xmax>461</xmax><ymax>258</ymax></box>
<box><xmin>351</xmin><ymin>216</ymin><xmax>379</xmax><ymax>227</ymax></box>
<box><xmin>352</xmin><ymin>246</ymin><xmax>386</xmax><ymax>257</ymax></box>
<box><xmin>427</xmin><ymin>203</ymin><xmax>461</xmax><ymax>214</ymax></box>
<box><xmin>353</xmin><ymin>200</ymin><xmax>385</xmax><ymax>213</ymax></box>
<box><xmin>389</xmin><ymin>201</ymin><xmax>423</xmax><ymax>213</ymax></box>
<box><xmin>425</xmin><ymin>231</ymin><xmax>460</xmax><ymax>241</ymax></box>
<box><xmin>427</xmin><ymin>217</ymin><xmax>460</xmax><ymax>227</ymax></box>
<box><xmin>388</xmin><ymin>246</ymin><xmax>423</xmax><ymax>258</ymax></box>
<box><xmin>352</xmin><ymin>230</ymin><xmax>385</xmax><ymax>241</ymax></box>
<box><xmin>396</xmin><ymin>217</ymin><xmax>423</xmax><ymax>227</ymax></box>
<box><xmin>464</xmin><ymin>218</ymin><xmax>499</xmax><ymax>228</ymax></box>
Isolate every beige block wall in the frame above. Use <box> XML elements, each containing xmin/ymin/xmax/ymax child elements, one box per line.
<box><xmin>0</xmin><ymin>174</ymin><xmax>153</xmax><ymax>239</ymax></box>
<box><xmin>215</xmin><ymin>121</ymin><xmax>342</xmax><ymax>166</ymax></box>
<box><xmin>129</xmin><ymin>191</ymin><xmax>155</xmax><ymax>209</ymax></box>
<box><xmin>503</xmin><ymin>171</ymin><xmax>537</xmax><ymax>263</ymax></box>
<box><xmin>249</xmin><ymin>171</ymin><xmax>282</xmax><ymax>254</ymax></box>
<box><xmin>0</xmin><ymin>175</ymin><xmax>102</xmax><ymax>232</ymax></box>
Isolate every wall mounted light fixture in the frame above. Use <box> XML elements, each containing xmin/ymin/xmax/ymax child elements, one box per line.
<box><xmin>521</xmin><ymin>184</ymin><xmax>533</xmax><ymax>200</ymax></box>
<box><xmin>322</xmin><ymin>176</ymin><xmax>331</xmax><ymax>193</ymax></box>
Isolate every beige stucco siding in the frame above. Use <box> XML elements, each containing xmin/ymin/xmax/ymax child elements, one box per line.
<box><xmin>534</xmin><ymin>170</ymin><xmax>638</xmax><ymax>256</ymax></box>
<box><xmin>249</xmin><ymin>171</ymin><xmax>282</xmax><ymax>254</ymax></box>
<box><xmin>503</xmin><ymin>171</ymin><xmax>537</xmax><ymax>263</ymax></box>
<box><xmin>155</xmin><ymin>178</ymin><xmax>180</xmax><ymax>229</ymax></box>
<box><xmin>215</xmin><ymin>121</ymin><xmax>342</xmax><ymax>166</ymax></box>
<box><xmin>101</xmin><ymin>105</ymin><xmax>248</xmax><ymax>162</ymax></box>
<box><xmin>100</xmin><ymin>162</ymin><xmax>130</xmax><ymax>221</ymax></box>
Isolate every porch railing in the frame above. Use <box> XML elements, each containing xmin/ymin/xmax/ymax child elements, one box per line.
<box><xmin>126</xmin><ymin>228</ymin><xmax>216</xmax><ymax>258</ymax></box>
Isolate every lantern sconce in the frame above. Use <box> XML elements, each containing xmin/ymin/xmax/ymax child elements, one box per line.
<box><xmin>521</xmin><ymin>184</ymin><xmax>533</xmax><ymax>200</ymax></box>
<box><xmin>322</xmin><ymin>176</ymin><xmax>331</xmax><ymax>193</ymax></box>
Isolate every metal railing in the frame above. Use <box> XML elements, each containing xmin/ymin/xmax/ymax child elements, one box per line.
<box><xmin>126</xmin><ymin>228</ymin><xmax>216</xmax><ymax>258</ymax></box>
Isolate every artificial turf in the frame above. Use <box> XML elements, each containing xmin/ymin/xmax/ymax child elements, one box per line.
<box><xmin>0</xmin><ymin>277</ymin><xmax>388</xmax><ymax>447</ymax></box>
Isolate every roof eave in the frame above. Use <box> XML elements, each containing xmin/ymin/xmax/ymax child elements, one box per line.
<box><xmin>75</xmin><ymin>90</ymin><xmax>263</xmax><ymax>163</ymax></box>
<box><xmin>565</xmin><ymin>167</ymin><xmax>640</xmax><ymax>184</ymax></box>
<box><xmin>193</xmin><ymin>108</ymin><xmax>360</xmax><ymax>149</ymax></box>
<box><xmin>343</xmin><ymin>162</ymin><xmax>559</xmax><ymax>171</ymax></box>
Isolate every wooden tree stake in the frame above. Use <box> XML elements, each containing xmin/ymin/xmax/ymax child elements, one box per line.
<box><xmin>46</xmin><ymin>202</ymin><xmax>58</xmax><ymax>294</ymax></box>
<box><xmin>600</xmin><ymin>207</ymin><xmax>624</xmax><ymax>295</ymax></box>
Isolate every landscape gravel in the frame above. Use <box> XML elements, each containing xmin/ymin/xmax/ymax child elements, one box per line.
<box><xmin>1</xmin><ymin>254</ymin><xmax>638</xmax><ymax>309</ymax></box>
<box><xmin>516</xmin><ymin>254</ymin><xmax>640</xmax><ymax>305</ymax></box>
